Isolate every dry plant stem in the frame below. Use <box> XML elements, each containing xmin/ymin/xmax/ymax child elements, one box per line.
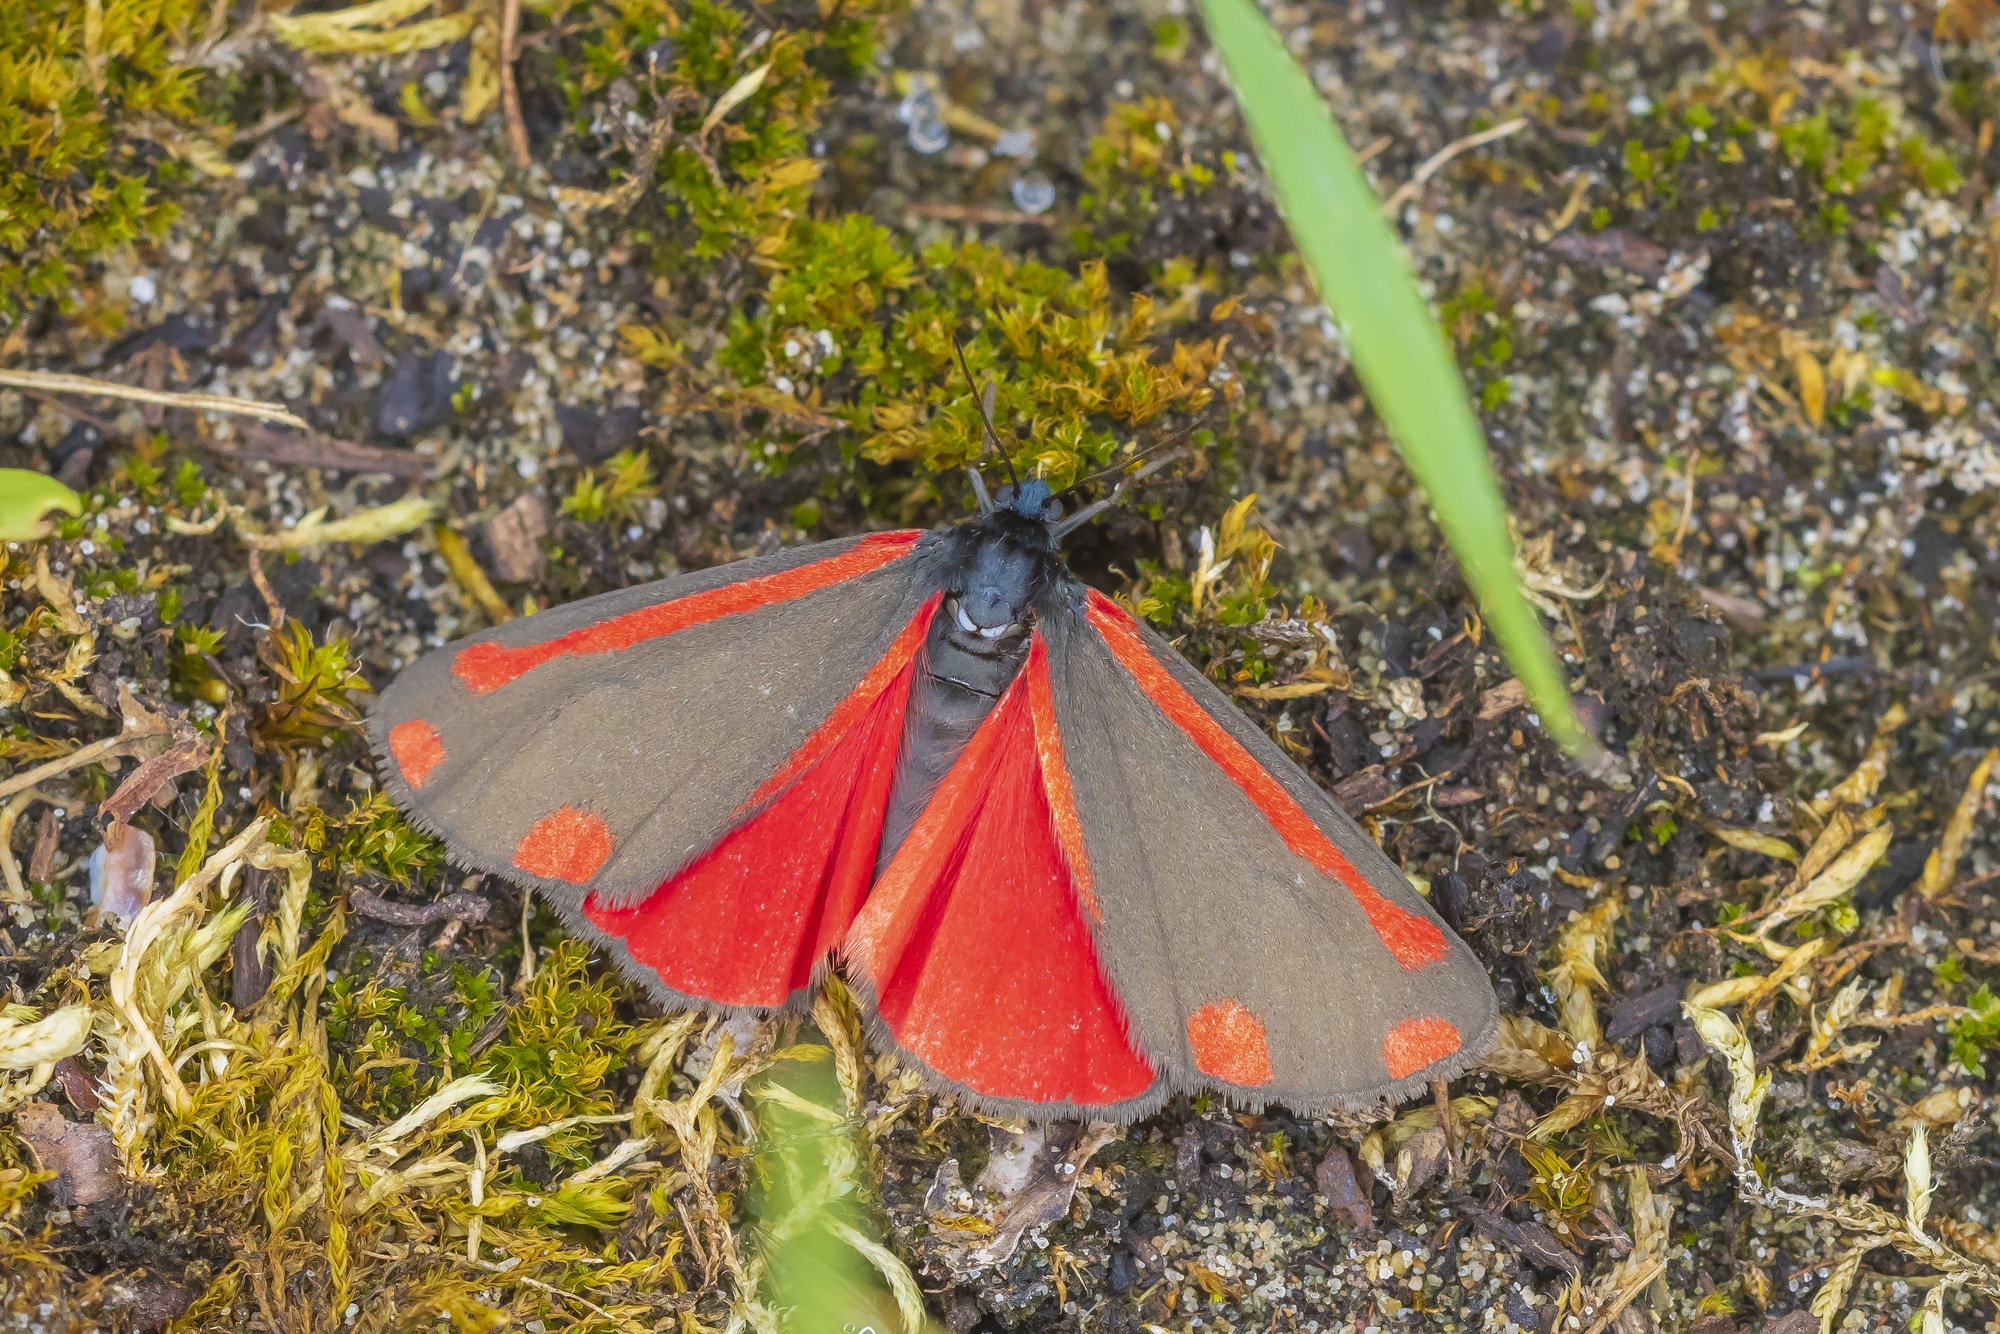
<box><xmin>1380</xmin><ymin>118</ymin><xmax>1528</xmax><ymax>217</ymax></box>
<box><xmin>1579</xmin><ymin>1256</ymin><xmax>1666</xmax><ymax>1334</ymax></box>
<box><xmin>466</xmin><ymin>1256</ymin><xmax>620</xmax><ymax>1325</ymax></box>
<box><xmin>0</xmin><ymin>369</ymin><xmax>309</xmax><ymax>429</ymax></box>
<box><xmin>245</xmin><ymin>550</ymin><xmax>286</xmax><ymax>629</ymax></box>
<box><xmin>0</xmin><ymin>787</ymin><xmax>47</xmax><ymax>897</ymax></box>
<box><xmin>0</xmin><ymin>715</ymin><xmax>168</xmax><ymax>801</ymax></box>
<box><xmin>499</xmin><ymin>0</ymin><xmax>530</xmax><ymax>168</ymax></box>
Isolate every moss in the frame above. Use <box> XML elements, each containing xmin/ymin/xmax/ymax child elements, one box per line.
<box><xmin>723</xmin><ymin>226</ymin><xmax>1231</xmax><ymax>484</ymax></box>
<box><xmin>0</xmin><ymin>0</ymin><xmax>218</xmax><ymax>317</ymax></box>
<box><xmin>477</xmin><ymin>939</ymin><xmax>636</xmax><ymax>1163</ymax></box>
<box><xmin>1075</xmin><ymin>97</ymin><xmax>1219</xmax><ymax>256</ymax></box>
<box><xmin>566</xmin><ymin>0</ymin><xmax>892</xmax><ymax>264</ymax></box>
<box><xmin>561</xmin><ymin>448</ymin><xmax>660</xmax><ymax>525</ymax></box>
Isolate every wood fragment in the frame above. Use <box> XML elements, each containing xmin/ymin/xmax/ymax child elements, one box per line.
<box><xmin>350</xmin><ymin>884</ymin><xmax>491</xmax><ymax>927</ymax></box>
<box><xmin>210</xmin><ymin>426</ymin><xmax>429</xmax><ymax>477</ymax></box>
<box><xmin>499</xmin><ymin>0</ymin><xmax>530</xmax><ymax>168</ymax></box>
<box><xmin>29</xmin><ymin>806</ymin><xmax>60</xmax><ymax>881</ymax></box>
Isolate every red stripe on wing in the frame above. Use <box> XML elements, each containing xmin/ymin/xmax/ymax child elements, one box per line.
<box><xmin>1083</xmin><ymin>591</ymin><xmax>1448</xmax><ymax>971</ymax></box>
<box><xmin>1024</xmin><ymin>635</ymin><xmax>1099</xmax><ymax>922</ymax></box>
<box><xmin>581</xmin><ymin>601</ymin><xmax>933</xmax><ymax>1007</ymax></box>
<box><xmin>453</xmin><ymin>530</ymin><xmax>923</xmax><ymax>695</ymax></box>
<box><xmin>846</xmin><ymin>666</ymin><xmax>1153</xmax><ymax>1107</ymax></box>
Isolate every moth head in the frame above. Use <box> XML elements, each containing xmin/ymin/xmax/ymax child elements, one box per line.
<box><xmin>995</xmin><ymin>478</ymin><xmax>1062</xmax><ymax>524</ymax></box>
<box><xmin>951</xmin><ymin>540</ymin><xmax>1041</xmax><ymax>640</ymax></box>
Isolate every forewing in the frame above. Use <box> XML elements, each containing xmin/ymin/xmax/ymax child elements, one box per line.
<box><xmin>1036</xmin><ymin>588</ymin><xmax>1497</xmax><ymax>1114</ymax></box>
<box><xmin>371</xmin><ymin>531</ymin><xmax>939</xmax><ymax>916</ymax></box>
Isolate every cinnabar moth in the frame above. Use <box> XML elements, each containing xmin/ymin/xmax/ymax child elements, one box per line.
<box><xmin>372</xmin><ymin>482</ymin><xmax>1496</xmax><ymax>1118</ymax></box>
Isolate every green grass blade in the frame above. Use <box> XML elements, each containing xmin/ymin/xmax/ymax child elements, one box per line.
<box><xmin>1194</xmin><ymin>0</ymin><xmax>1593</xmax><ymax>759</ymax></box>
<box><xmin>0</xmin><ymin>468</ymin><xmax>83</xmax><ymax>542</ymax></box>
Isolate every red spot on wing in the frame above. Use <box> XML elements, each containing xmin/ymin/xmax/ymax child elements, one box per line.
<box><xmin>1186</xmin><ymin>999</ymin><xmax>1274</xmax><ymax>1087</ymax></box>
<box><xmin>514</xmin><ymin>806</ymin><xmax>615</xmax><ymax>884</ymax></box>
<box><xmin>1383</xmin><ymin>1015</ymin><xmax>1462</xmax><ymax>1080</ymax></box>
<box><xmin>389</xmin><ymin>719</ymin><xmax>445</xmax><ymax>788</ymax></box>
<box><xmin>1024</xmin><ymin>636</ymin><xmax>1098</xmax><ymax>921</ymax></box>
<box><xmin>583</xmin><ymin>602</ymin><xmax>934</xmax><ymax>1007</ymax></box>
<box><xmin>453</xmin><ymin>530</ymin><xmax>922</xmax><ymax>695</ymax></box>
<box><xmin>1084</xmin><ymin>592</ymin><xmax>1449</xmax><ymax>972</ymax></box>
<box><xmin>846</xmin><ymin>664</ymin><xmax>1153</xmax><ymax>1107</ymax></box>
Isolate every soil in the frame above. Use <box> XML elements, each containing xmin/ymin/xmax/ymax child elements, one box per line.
<box><xmin>2</xmin><ymin>0</ymin><xmax>1998</xmax><ymax>1331</ymax></box>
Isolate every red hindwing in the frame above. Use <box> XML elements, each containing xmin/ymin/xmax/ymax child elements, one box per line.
<box><xmin>845</xmin><ymin>636</ymin><xmax>1154</xmax><ymax>1106</ymax></box>
<box><xmin>580</xmin><ymin>597</ymin><xmax>937</xmax><ymax>1006</ymax></box>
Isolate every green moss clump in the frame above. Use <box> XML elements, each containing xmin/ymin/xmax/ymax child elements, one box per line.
<box><xmin>479</xmin><ymin>939</ymin><xmax>636</xmax><ymax>1163</ymax></box>
<box><xmin>567</xmin><ymin>0</ymin><xmax>890</xmax><ymax>263</ymax></box>
<box><xmin>1076</xmin><ymin>96</ymin><xmax>1218</xmax><ymax>254</ymax></box>
<box><xmin>558</xmin><ymin>4</ymin><xmax>1236</xmax><ymax>491</ymax></box>
<box><xmin>1565</xmin><ymin>56</ymin><xmax>1966</xmax><ymax>236</ymax></box>
<box><xmin>724</xmin><ymin>226</ymin><xmax>1231</xmax><ymax>484</ymax></box>
<box><xmin>0</xmin><ymin>0</ymin><xmax>215</xmax><ymax>316</ymax></box>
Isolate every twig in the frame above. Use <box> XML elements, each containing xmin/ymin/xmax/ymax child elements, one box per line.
<box><xmin>0</xmin><ymin>718</ymin><xmax>169</xmax><ymax>802</ymax></box>
<box><xmin>1381</xmin><ymin>118</ymin><xmax>1528</xmax><ymax>218</ymax></box>
<box><xmin>499</xmin><ymin>0</ymin><xmax>531</xmax><ymax>169</ymax></box>
<box><xmin>350</xmin><ymin>885</ymin><xmax>491</xmax><ymax>928</ymax></box>
<box><xmin>467</xmin><ymin>1255</ymin><xmax>619</xmax><ymax>1324</ymax></box>
<box><xmin>0</xmin><ymin>369</ymin><xmax>308</xmax><ymax>429</ymax></box>
<box><xmin>210</xmin><ymin>426</ymin><xmax>428</xmax><ymax>478</ymax></box>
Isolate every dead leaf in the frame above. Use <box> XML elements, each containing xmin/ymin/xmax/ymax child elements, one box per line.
<box><xmin>1313</xmin><ymin>1142</ymin><xmax>1372</xmax><ymax>1230</ymax></box>
<box><xmin>1396</xmin><ymin>1125</ymin><xmax>1449</xmax><ymax>1194</ymax></box>
<box><xmin>960</xmin><ymin>1122</ymin><xmax>1116</xmax><ymax>1270</ymax></box>
<box><xmin>1478</xmin><ymin>678</ymin><xmax>1528</xmax><ymax>720</ymax></box>
<box><xmin>1792</xmin><ymin>348</ymin><xmax>1825</xmax><ymax>427</ymax></box>
<box><xmin>100</xmin><ymin>737</ymin><xmax>209</xmax><ymax>829</ymax></box>
<box><xmin>486</xmin><ymin>493</ymin><xmax>550</xmax><ymax>583</ymax></box>
<box><xmin>16</xmin><ymin>1100</ymin><xmax>123</xmax><ymax>1207</ymax></box>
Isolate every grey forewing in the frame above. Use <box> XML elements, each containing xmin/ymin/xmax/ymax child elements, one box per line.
<box><xmin>875</xmin><ymin>611</ymin><xmax>1029</xmax><ymax>872</ymax></box>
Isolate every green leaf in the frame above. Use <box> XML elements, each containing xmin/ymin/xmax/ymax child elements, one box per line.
<box><xmin>0</xmin><ymin>469</ymin><xmax>84</xmax><ymax>541</ymax></box>
<box><xmin>1192</xmin><ymin>0</ymin><xmax>1591</xmax><ymax>758</ymax></box>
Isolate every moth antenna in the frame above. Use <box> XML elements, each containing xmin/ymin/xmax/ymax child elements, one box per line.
<box><xmin>965</xmin><ymin>466</ymin><xmax>993</xmax><ymax>514</ymax></box>
<box><xmin>952</xmin><ymin>335</ymin><xmax>1020</xmax><ymax>500</ymax></box>
<box><xmin>1050</xmin><ymin>447</ymin><xmax>1191</xmax><ymax>540</ymax></box>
